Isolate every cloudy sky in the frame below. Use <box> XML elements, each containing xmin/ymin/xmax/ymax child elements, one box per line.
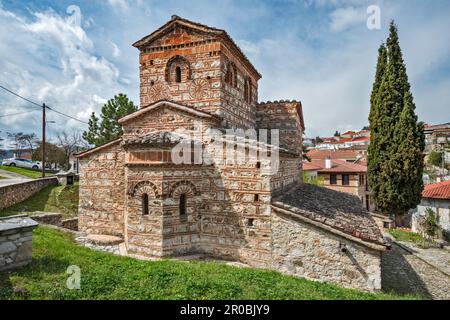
<box><xmin>0</xmin><ymin>0</ymin><xmax>449</xmax><ymax>146</ymax></box>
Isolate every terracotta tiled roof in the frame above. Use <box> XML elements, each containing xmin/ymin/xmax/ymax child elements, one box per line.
<box><xmin>422</xmin><ymin>180</ymin><xmax>450</xmax><ymax>200</ymax></box>
<box><xmin>302</xmin><ymin>161</ymin><xmax>323</xmax><ymax>171</ymax></box>
<box><xmin>307</xmin><ymin>149</ymin><xmax>358</xmax><ymax>160</ymax></box>
<box><xmin>350</xmin><ymin>136</ymin><xmax>370</xmax><ymax>142</ymax></box>
<box><xmin>273</xmin><ymin>183</ymin><xmax>388</xmax><ymax>248</ymax></box>
<box><xmin>303</xmin><ymin>159</ymin><xmax>366</xmax><ymax>173</ymax></box>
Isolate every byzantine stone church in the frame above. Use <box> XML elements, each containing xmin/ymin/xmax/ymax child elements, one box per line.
<box><xmin>76</xmin><ymin>16</ymin><xmax>387</xmax><ymax>291</ymax></box>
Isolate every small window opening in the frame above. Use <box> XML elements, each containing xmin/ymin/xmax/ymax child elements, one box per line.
<box><xmin>247</xmin><ymin>218</ymin><xmax>254</xmax><ymax>227</ymax></box>
<box><xmin>179</xmin><ymin>193</ymin><xmax>187</xmax><ymax>216</ymax></box>
<box><xmin>175</xmin><ymin>66</ymin><xmax>182</xmax><ymax>83</ymax></box>
<box><xmin>254</xmin><ymin>194</ymin><xmax>259</xmax><ymax>202</ymax></box>
<box><xmin>142</xmin><ymin>193</ymin><xmax>149</xmax><ymax>215</ymax></box>
<box><xmin>256</xmin><ymin>162</ymin><xmax>261</xmax><ymax>169</ymax></box>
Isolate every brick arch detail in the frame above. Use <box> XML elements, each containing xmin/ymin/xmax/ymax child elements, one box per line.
<box><xmin>165</xmin><ymin>55</ymin><xmax>191</xmax><ymax>82</ymax></box>
<box><xmin>170</xmin><ymin>180</ymin><xmax>199</xmax><ymax>198</ymax></box>
<box><xmin>129</xmin><ymin>180</ymin><xmax>160</xmax><ymax>198</ymax></box>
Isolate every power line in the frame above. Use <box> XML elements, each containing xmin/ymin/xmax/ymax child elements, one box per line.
<box><xmin>0</xmin><ymin>85</ymin><xmax>42</xmax><ymax>108</ymax></box>
<box><xmin>0</xmin><ymin>110</ymin><xmax>39</xmax><ymax>118</ymax></box>
<box><xmin>0</xmin><ymin>84</ymin><xmax>88</xmax><ymax>125</ymax></box>
<box><xmin>46</xmin><ymin>106</ymin><xmax>89</xmax><ymax>125</ymax></box>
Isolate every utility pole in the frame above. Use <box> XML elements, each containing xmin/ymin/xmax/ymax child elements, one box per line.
<box><xmin>42</xmin><ymin>103</ymin><xmax>46</xmax><ymax>178</ymax></box>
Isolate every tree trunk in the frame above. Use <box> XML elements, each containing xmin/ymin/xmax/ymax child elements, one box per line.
<box><xmin>394</xmin><ymin>213</ymin><xmax>405</xmax><ymax>228</ymax></box>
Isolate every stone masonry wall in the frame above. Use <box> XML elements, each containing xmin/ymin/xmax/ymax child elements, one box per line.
<box><xmin>78</xmin><ymin>143</ymin><xmax>126</xmax><ymax>237</ymax></box>
<box><xmin>271</xmin><ymin>209</ymin><xmax>382</xmax><ymax>291</ymax></box>
<box><xmin>0</xmin><ymin>177</ymin><xmax>58</xmax><ymax>211</ymax></box>
<box><xmin>256</xmin><ymin>101</ymin><xmax>304</xmax><ymax>155</ymax></box>
<box><xmin>0</xmin><ymin>216</ymin><xmax>38</xmax><ymax>271</ymax></box>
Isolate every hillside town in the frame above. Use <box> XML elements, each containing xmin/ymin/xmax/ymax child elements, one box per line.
<box><xmin>1</xmin><ymin>1</ymin><xmax>450</xmax><ymax>306</ymax></box>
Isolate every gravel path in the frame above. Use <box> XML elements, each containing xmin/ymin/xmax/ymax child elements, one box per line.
<box><xmin>382</xmin><ymin>243</ymin><xmax>450</xmax><ymax>300</ymax></box>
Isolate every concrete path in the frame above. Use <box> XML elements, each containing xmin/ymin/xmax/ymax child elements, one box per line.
<box><xmin>0</xmin><ymin>169</ymin><xmax>31</xmax><ymax>187</ymax></box>
<box><xmin>382</xmin><ymin>243</ymin><xmax>450</xmax><ymax>300</ymax></box>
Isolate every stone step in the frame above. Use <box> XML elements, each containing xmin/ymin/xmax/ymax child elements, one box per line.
<box><xmin>86</xmin><ymin>234</ymin><xmax>124</xmax><ymax>246</ymax></box>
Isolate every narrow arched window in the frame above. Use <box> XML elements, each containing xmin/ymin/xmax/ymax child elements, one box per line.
<box><xmin>175</xmin><ymin>66</ymin><xmax>182</xmax><ymax>83</ymax></box>
<box><xmin>179</xmin><ymin>193</ymin><xmax>187</xmax><ymax>216</ymax></box>
<box><xmin>142</xmin><ymin>193</ymin><xmax>149</xmax><ymax>215</ymax></box>
<box><xmin>244</xmin><ymin>80</ymin><xmax>249</xmax><ymax>102</ymax></box>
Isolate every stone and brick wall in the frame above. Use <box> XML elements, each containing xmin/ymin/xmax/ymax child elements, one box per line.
<box><xmin>256</xmin><ymin>101</ymin><xmax>304</xmax><ymax>155</ymax></box>
<box><xmin>0</xmin><ymin>177</ymin><xmax>58</xmax><ymax>211</ymax></box>
<box><xmin>78</xmin><ymin>142</ymin><xmax>126</xmax><ymax>237</ymax></box>
<box><xmin>137</xmin><ymin>23</ymin><xmax>259</xmax><ymax>129</ymax></box>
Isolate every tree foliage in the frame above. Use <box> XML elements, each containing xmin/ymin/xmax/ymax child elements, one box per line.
<box><xmin>368</xmin><ymin>22</ymin><xmax>425</xmax><ymax>224</ymax></box>
<box><xmin>82</xmin><ymin>94</ymin><xmax>137</xmax><ymax>146</ymax></box>
<box><xmin>428</xmin><ymin>150</ymin><xmax>443</xmax><ymax>167</ymax></box>
<box><xmin>32</xmin><ymin>141</ymin><xmax>66</xmax><ymax>169</ymax></box>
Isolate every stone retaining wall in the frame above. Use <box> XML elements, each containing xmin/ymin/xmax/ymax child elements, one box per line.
<box><xmin>0</xmin><ymin>177</ymin><xmax>58</xmax><ymax>211</ymax></box>
<box><xmin>29</xmin><ymin>212</ymin><xmax>78</xmax><ymax>231</ymax></box>
<box><xmin>30</xmin><ymin>212</ymin><xmax>62</xmax><ymax>226</ymax></box>
<box><xmin>0</xmin><ymin>215</ymin><xmax>39</xmax><ymax>271</ymax></box>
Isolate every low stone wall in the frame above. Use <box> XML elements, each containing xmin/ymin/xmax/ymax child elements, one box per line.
<box><xmin>30</xmin><ymin>212</ymin><xmax>78</xmax><ymax>231</ymax></box>
<box><xmin>62</xmin><ymin>218</ymin><xmax>78</xmax><ymax>231</ymax></box>
<box><xmin>270</xmin><ymin>208</ymin><xmax>383</xmax><ymax>292</ymax></box>
<box><xmin>30</xmin><ymin>212</ymin><xmax>62</xmax><ymax>226</ymax></box>
<box><xmin>0</xmin><ymin>215</ymin><xmax>39</xmax><ymax>271</ymax></box>
<box><xmin>0</xmin><ymin>177</ymin><xmax>58</xmax><ymax>211</ymax></box>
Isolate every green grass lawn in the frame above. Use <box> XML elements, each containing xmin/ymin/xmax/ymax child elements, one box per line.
<box><xmin>0</xmin><ymin>226</ymin><xmax>413</xmax><ymax>300</ymax></box>
<box><xmin>389</xmin><ymin>229</ymin><xmax>425</xmax><ymax>245</ymax></box>
<box><xmin>0</xmin><ymin>165</ymin><xmax>54</xmax><ymax>179</ymax></box>
<box><xmin>0</xmin><ymin>183</ymin><xmax>79</xmax><ymax>218</ymax></box>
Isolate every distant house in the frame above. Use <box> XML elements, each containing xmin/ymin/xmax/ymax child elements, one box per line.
<box><xmin>302</xmin><ymin>158</ymin><xmax>373</xmax><ymax>211</ymax></box>
<box><xmin>412</xmin><ymin>180</ymin><xmax>450</xmax><ymax>240</ymax></box>
<box><xmin>315</xmin><ymin>130</ymin><xmax>370</xmax><ymax>151</ymax></box>
<box><xmin>307</xmin><ymin>149</ymin><xmax>366</xmax><ymax>163</ymax></box>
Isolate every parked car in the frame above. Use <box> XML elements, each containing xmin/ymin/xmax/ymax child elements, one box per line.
<box><xmin>1</xmin><ymin>158</ymin><xmax>42</xmax><ymax>170</ymax></box>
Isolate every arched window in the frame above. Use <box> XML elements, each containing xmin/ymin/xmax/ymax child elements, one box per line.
<box><xmin>248</xmin><ymin>79</ymin><xmax>252</xmax><ymax>103</ymax></box>
<box><xmin>225</xmin><ymin>62</ymin><xmax>238</xmax><ymax>88</ymax></box>
<box><xmin>165</xmin><ymin>55</ymin><xmax>190</xmax><ymax>83</ymax></box>
<box><xmin>175</xmin><ymin>66</ymin><xmax>182</xmax><ymax>83</ymax></box>
<box><xmin>179</xmin><ymin>193</ymin><xmax>187</xmax><ymax>216</ymax></box>
<box><xmin>142</xmin><ymin>193</ymin><xmax>149</xmax><ymax>215</ymax></box>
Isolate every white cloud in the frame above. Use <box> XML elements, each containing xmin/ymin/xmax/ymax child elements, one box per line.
<box><xmin>110</xmin><ymin>41</ymin><xmax>122</xmax><ymax>58</ymax></box>
<box><xmin>329</xmin><ymin>6</ymin><xmax>366</xmax><ymax>32</ymax></box>
<box><xmin>0</xmin><ymin>6</ymin><xmax>125</xmax><ymax>138</ymax></box>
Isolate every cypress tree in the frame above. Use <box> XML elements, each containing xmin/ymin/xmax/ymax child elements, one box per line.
<box><xmin>368</xmin><ymin>21</ymin><xmax>425</xmax><ymax>226</ymax></box>
<box><xmin>368</xmin><ymin>44</ymin><xmax>387</xmax><ymax>208</ymax></box>
<box><xmin>83</xmin><ymin>93</ymin><xmax>137</xmax><ymax>146</ymax></box>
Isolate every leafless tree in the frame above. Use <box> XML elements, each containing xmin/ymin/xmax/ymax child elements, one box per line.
<box><xmin>6</xmin><ymin>132</ymin><xmax>38</xmax><ymax>157</ymax></box>
<box><xmin>56</xmin><ymin>131</ymin><xmax>84</xmax><ymax>170</ymax></box>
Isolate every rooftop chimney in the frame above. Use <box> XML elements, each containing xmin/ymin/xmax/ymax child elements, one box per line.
<box><xmin>325</xmin><ymin>157</ymin><xmax>332</xmax><ymax>169</ymax></box>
